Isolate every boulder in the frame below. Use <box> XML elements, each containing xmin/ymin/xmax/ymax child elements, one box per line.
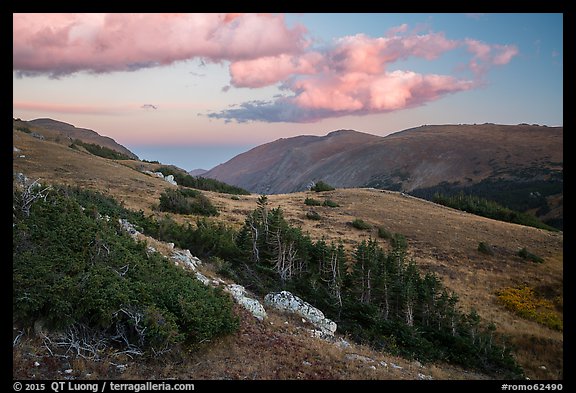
<box><xmin>226</xmin><ymin>284</ymin><xmax>267</xmax><ymax>321</ymax></box>
<box><xmin>118</xmin><ymin>218</ymin><xmax>140</xmax><ymax>238</ymax></box>
<box><xmin>170</xmin><ymin>249</ymin><xmax>201</xmax><ymax>271</ymax></box>
<box><xmin>264</xmin><ymin>291</ymin><xmax>336</xmax><ymax>336</ymax></box>
<box><xmin>164</xmin><ymin>174</ymin><xmax>177</xmax><ymax>186</ymax></box>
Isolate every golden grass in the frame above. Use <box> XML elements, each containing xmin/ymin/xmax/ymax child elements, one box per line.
<box><xmin>13</xmin><ymin>129</ymin><xmax>563</xmax><ymax>380</ymax></box>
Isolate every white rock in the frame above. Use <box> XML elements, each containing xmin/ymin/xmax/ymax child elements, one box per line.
<box><xmin>34</xmin><ymin>362</ymin><xmax>40</xmax><ymax>367</ymax></box>
<box><xmin>118</xmin><ymin>219</ymin><xmax>140</xmax><ymax>238</ymax></box>
<box><xmin>194</xmin><ymin>272</ymin><xmax>211</xmax><ymax>286</ymax></box>
<box><xmin>164</xmin><ymin>174</ymin><xmax>177</xmax><ymax>186</ymax></box>
<box><xmin>264</xmin><ymin>291</ymin><xmax>337</xmax><ymax>336</ymax></box>
<box><xmin>226</xmin><ymin>284</ymin><xmax>267</xmax><ymax>321</ymax></box>
<box><xmin>170</xmin><ymin>249</ymin><xmax>201</xmax><ymax>271</ymax></box>
<box><xmin>64</xmin><ymin>369</ymin><xmax>73</xmax><ymax>374</ymax></box>
<box><xmin>345</xmin><ymin>353</ymin><xmax>375</xmax><ymax>363</ymax></box>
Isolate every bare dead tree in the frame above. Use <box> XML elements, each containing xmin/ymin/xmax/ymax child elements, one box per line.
<box><xmin>13</xmin><ymin>175</ymin><xmax>51</xmax><ymax>218</ymax></box>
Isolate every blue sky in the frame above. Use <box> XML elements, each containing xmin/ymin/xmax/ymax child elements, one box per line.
<box><xmin>13</xmin><ymin>13</ymin><xmax>563</xmax><ymax>171</ymax></box>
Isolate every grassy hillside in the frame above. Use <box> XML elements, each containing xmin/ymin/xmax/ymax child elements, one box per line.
<box><xmin>13</xmin><ymin>127</ymin><xmax>563</xmax><ymax>380</ymax></box>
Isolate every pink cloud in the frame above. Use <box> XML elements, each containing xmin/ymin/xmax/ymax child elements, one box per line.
<box><xmin>465</xmin><ymin>38</ymin><xmax>519</xmax><ymax>75</ymax></box>
<box><xmin>229</xmin><ymin>52</ymin><xmax>323</xmax><ymax>88</ymax></box>
<box><xmin>292</xmin><ymin>70</ymin><xmax>474</xmax><ymax>112</ymax></box>
<box><xmin>491</xmin><ymin>44</ymin><xmax>519</xmax><ymax>65</ymax></box>
<box><xmin>13</xmin><ymin>13</ymin><xmax>307</xmax><ymax>76</ymax></box>
<box><xmin>329</xmin><ymin>32</ymin><xmax>458</xmax><ymax>74</ymax></box>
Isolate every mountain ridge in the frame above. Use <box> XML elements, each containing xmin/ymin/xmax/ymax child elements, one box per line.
<box><xmin>204</xmin><ymin>123</ymin><xmax>562</xmax><ymax>194</ymax></box>
<box><xmin>14</xmin><ymin>117</ymin><xmax>139</xmax><ymax>160</ymax></box>
<box><xmin>203</xmin><ymin>123</ymin><xmax>563</xmax><ymax>228</ymax></box>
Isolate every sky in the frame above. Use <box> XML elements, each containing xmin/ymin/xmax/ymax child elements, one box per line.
<box><xmin>13</xmin><ymin>13</ymin><xmax>563</xmax><ymax>171</ymax></box>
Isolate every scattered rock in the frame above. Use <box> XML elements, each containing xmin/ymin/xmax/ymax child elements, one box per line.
<box><xmin>302</xmin><ymin>361</ymin><xmax>311</xmax><ymax>366</ymax></box>
<box><xmin>142</xmin><ymin>170</ymin><xmax>178</xmax><ymax>186</ymax></box>
<box><xmin>164</xmin><ymin>174</ymin><xmax>177</xmax><ymax>186</ymax></box>
<box><xmin>390</xmin><ymin>362</ymin><xmax>403</xmax><ymax>369</ymax></box>
<box><xmin>264</xmin><ymin>291</ymin><xmax>337</xmax><ymax>336</ymax></box>
<box><xmin>337</xmin><ymin>339</ymin><xmax>351</xmax><ymax>349</ymax></box>
<box><xmin>118</xmin><ymin>219</ymin><xmax>140</xmax><ymax>238</ymax></box>
<box><xmin>64</xmin><ymin>369</ymin><xmax>73</xmax><ymax>374</ymax></box>
<box><xmin>194</xmin><ymin>272</ymin><xmax>211</xmax><ymax>286</ymax></box>
<box><xmin>34</xmin><ymin>362</ymin><xmax>40</xmax><ymax>367</ymax></box>
<box><xmin>418</xmin><ymin>373</ymin><xmax>433</xmax><ymax>380</ymax></box>
<box><xmin>170</xmin><ymin>249</ymin><xmax>202</xmax><ymax>271</ymax></box>
<box><xmin>380</xmin><ymin>361</ymin><xmax>388</xmax><ymax>368</ymax></box>
<box><xmin>13</xmin><ymin>146</ymin><xmax>21</xmax><ymax>152</ymax></box>
<box><xmin>226</xmin><ymin>284</ymin><xmax>267</xmax><ymax>321</ymax></box>
<box><xmin>344</xmin><ymin>353</ymin><xmax>375</xmax><ymax>363</ymax></box>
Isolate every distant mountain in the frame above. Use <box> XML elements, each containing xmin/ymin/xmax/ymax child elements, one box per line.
<box><xmin>204</xmin><ymin>124</ymin><xmax>562</xmax><ymax>193</ymax></box>
<box><xmin>203</xmin><ymin>123</ymin><xmax>563</xmax><ymax>228</ymax></box>
<box><xmin>17</xmin><ymin>118</ymin><xmax>139</xmax><ymax>160</ymax></box>
<box><xmin>204</xmin><ymin>129</ymin><xmax>381</xmax><ymax>194</ymax></box>
<box><xmin>188</xmin><ymin>168</ymin><xmax>208</xmax><ymax>177</ymax></box>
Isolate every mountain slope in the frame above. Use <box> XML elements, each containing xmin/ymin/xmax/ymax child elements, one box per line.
<box><xmin>204</xmin><ymin>129</ymin><xmax>382</xmax><ymax>194</ymax></box>
<box><xmin>13</xmin><ymin>124</ymin><xmax>563</xmax><ymax>380</ymax></box>
<box><xmin>15</xmin><ymin>117</ymin><xmax>138</xmax><ymax>160</ymax></box>
<box><xmin>203</xmin><ymin>123</ymin><xmax>561</xmax><ymax>191</ymax></box>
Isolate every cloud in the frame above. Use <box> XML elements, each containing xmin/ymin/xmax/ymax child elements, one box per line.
<box><xmin>141</xmin><ymin>104</ymin><xmax>158</xmax><ymax>110</ymax></box>
<box><xmin>13</xmin><ymin>13</ymin><xmax>308</xmax><ymax>77</ymax></box>
<box><xmin>210</xmin><ymin>29</ymin><xmax>514</xmax><ymax>123</ymax></box>
<box><xmin>464</xmin><ymin>39</ymin><xmax>519</xmax><ymax>75</ymax></box>
<box><xmin>13</xmin><ymin>15</ymin><xmax>520</xmax><ymax>124</ymax></box>
<box><xmin>208</xmin><ymin>70</ymin><xmax>476</xmax><ymax>123</ymax></box>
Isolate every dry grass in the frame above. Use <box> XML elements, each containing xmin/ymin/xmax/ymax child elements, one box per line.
<box><xmin>13</xmin><ymin>129</ymin><xmax>563</xmax><ymax>380</ymax></box>
<box><xmin>13</xmin><ymin>305</ymin><xmax>489</xmax><ymax>381</ymax></box>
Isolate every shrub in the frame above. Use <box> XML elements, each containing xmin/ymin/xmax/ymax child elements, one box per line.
<box><xmin>377</xmin><ymin>226</ymin><xmax>392</xmax><ymax>239</ymax></box>
<box><xmin>390</xmin><ymin>233</ymin><xmax>408</xmax><ymax>250</ymax></box>
<box><xmin>306</xmin><ymin>210</ymin><xmax>321</xmax><ymax>220</ymax></box>
<box><xmin>496</xmin><ymin>286</ymin><xmax>562</xmax><ymax>331</ymax></box>
<box><xmin>69</xmin><ymin>139</ymin><xmax>133</xmax><ymax>160</ymax></box>
<box><xmin>322</xmin><ymin>199</ymin><xmax>339</xmax><ymax>208</ymax></box>
<box><xmin>12</xmin><ymin>187</ymin><xmax>238</xmax><ymax>355</ymax></box>
<box><xmin>158</xmin><ymin>188</ymin><xmax>218</xmax><ymax>216</ymax></box>
<box><xmin>304</xmin><ymin>197</ymin><xmax>322</xmax><ymax>206</ymax></box>
<box><xmin>310</xmin><ymin>181</ymin><xmax>335</xmax><ymax>192</ymax></box>
<box><xmin>16</xmin><ymin>126</ymin><xmax>32</xmax><ymax>134</ymax></box>
<box><xmin>517</xmin><ymin>247</ymin><xmax>544</xmax><ymax>263</ymax></box>
<box><xmin>156</xmin><ymin>166</ymin><xmax>250</xmax><ymax>195</ymax></box>
<box><xmin>478</xmin><ymin>242</ymin><xmax>495</xmax><ymax>255</ymax></box>
<box><xmin>351</xmin><ymin>218</ymin><xmax>371</xmax><ymax>230</ymax></box>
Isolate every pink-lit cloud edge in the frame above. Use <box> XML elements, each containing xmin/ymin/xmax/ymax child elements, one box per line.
<box><xmin>13</xmin><ymin>13</ymin><xmax>518</xmax><ymax>123</ymax></box>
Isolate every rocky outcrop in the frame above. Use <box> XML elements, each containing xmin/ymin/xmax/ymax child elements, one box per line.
<box><xmin>226</xmin><ymin>284</ymin><xmax>267</xmax><ymax>321</ymax></box>
<box><xmin>142</xmin><ymin>170</ymin><xmax>177</xmax><ymax>186</ymax></box>
<box><xmin>170</xmin><ymin>249</ymin><xmax>201</xmax><ymax>271</ymax></box>
<box><xmin>118</xmin><ymin>218</ymin><xmax>140</xmax><ymax>239</ymax></box>
<box><xmin>264</xmin><ymin>291</ymin><xmax>337</xmax><ymax>336</ymax></box>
